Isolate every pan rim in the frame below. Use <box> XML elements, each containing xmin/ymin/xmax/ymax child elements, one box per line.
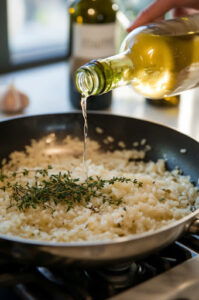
<box><xmin>0</xmin><ymin>110</ymin><xmax>199</xmax><ymax>144</ymax></box>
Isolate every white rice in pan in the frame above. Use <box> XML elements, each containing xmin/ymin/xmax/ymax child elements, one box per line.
<box><xmin>0</xmin><ymin>134</ymin><xmax>198</xmax><ymax>242</ymax></box>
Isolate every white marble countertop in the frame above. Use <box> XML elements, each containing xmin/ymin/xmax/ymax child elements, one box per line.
<box><xmin>0</xmin><ymin>61</ymin><xmax>199</xmax><ymax>141</ymax></box>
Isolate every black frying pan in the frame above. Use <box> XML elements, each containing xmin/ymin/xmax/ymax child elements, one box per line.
<box><xmin>0</xmin><ymin>112</ymin><xmax>198</xmax><ymax>266</ymax></box>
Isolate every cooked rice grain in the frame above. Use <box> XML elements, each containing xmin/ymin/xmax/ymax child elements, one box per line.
<box><xmin>0</xmin><ymin>135</ymin><xmax>198</xmax><ymax>242</ymax></box>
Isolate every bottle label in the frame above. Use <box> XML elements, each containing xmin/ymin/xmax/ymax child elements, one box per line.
<box><xmin>72</xmin><ymin>23</ymin><xmax>116</xmax><ymax>59</ymax></box>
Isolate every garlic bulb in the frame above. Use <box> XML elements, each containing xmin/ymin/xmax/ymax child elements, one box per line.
<box><xmin>0</xmin><ymin>84</ymin><xmax>29</xmax><ymax>114</ymax></box>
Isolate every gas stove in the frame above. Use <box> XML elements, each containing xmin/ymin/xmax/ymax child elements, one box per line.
<box><xmin>0</xmin><ymin>235</ymin><xmax>198</xmax><ymax>300</ymax></box>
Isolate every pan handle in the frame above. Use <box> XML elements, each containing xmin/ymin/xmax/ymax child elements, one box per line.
<box><xmin>187</xmin><ymin>218</ymin><xmax>199</xmax><ymax>234</ymax></box>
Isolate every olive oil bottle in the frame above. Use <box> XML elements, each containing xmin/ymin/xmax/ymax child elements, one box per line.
<box><xmin>68</xmin><ymin>0</ymin><xmax>117</xmax><ymax>110</ymax></box>
<box><xmin>75</xmin><ymin>14</ymin><xmax>199</xmax><ymax>100</ymax></box>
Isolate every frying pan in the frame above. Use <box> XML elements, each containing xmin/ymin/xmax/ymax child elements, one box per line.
<box><xmin>0</xmin><ymin>112</ymin><xmax>198</xmax><ymax>267</ymax></box>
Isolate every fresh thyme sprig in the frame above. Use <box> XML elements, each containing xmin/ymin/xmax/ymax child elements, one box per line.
<box><xmin>0</xmin><ymin>167</ymin><xmax>143</xmax><ymax>211</ymax></box>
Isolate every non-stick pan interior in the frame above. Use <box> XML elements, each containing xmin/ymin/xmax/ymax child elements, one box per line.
<box><xmin>0</xmin><ymin>112</ymin><xmax>198</xmax><ymax>185</ymax></box>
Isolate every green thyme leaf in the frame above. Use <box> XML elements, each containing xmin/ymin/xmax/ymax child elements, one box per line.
<box><xmin>0</xmin><ymin>168</ymin><xmax>143</xmax><ymax>211</ymax></box>
<box><xmin>159</xmin><ymin>197</ymin><xmax>165</xmax><ymax>202</ymax></box>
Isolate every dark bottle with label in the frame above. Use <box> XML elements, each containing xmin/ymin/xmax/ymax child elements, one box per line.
<box><xmin>68</xmin><ymin>0</ymin><xmax>117</xmax><ymax>110</ymax></box>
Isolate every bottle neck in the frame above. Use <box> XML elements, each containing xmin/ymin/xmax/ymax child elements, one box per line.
<box><xmin>75</xmin><ymin>61</ymin><xmax>106</xmax><ymax>97</ymax></box>
<box><xmin>75</xmin><ymin>53</ymin><xmax>133</xmax><ymax>96</ymax></box>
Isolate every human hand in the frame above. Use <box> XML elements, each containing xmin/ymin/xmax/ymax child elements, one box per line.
<box><xmin>127</xmin><ymin>0</ymin><xmax>199</xmax><ymax>32</ymax></box>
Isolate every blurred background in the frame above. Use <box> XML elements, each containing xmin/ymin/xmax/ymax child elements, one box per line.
<box><xmin>0</xmin><ymin>0</ymin><xmax>152</xmax><ymax>72</ymax></box>
<box><xmin>0</xmin><ymin>0</ymin><xmax>199</xmax><ymax>141</ymax></box>
<box><xmin>0</xmin><ymin>0</ymin><xmax>69</xmax><ymax>71</ymax></box>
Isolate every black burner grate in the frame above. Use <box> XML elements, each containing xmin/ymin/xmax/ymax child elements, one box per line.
<box><xmin>0</xmin><ymin>236</ymin><xmax>198</xmax><ymax>300</ymax></box>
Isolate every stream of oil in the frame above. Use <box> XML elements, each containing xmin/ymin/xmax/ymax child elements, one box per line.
<box><xmin>80</xmin><ymin>95</ymin><xmax>88</xmax><ymax>177</ymax></box>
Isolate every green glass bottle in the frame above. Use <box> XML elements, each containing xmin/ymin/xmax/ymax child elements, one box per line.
<box><xmin>75</xmin><ymin>14</ymin><xmax>199</xmax><ymax>100</ymax></box>
<box><xmin>68</xmin><ymin>0</ymin><xmax>117</xmax><ymax>110</ymax></box>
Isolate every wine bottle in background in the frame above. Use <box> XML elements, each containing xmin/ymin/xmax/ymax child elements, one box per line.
<box><xmin>75</xmin><ymin>14</ymin><xmax>199</xmax><ymax>101</ymax></box>
<box><xmin>68</xmin><ymin>0</ymin><xmax>117</xmax><ymax>110</ymax></box>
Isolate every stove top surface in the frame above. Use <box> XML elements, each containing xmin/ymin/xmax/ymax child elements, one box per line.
<box><xmin>0</xmin><ymin>235</ymin><xmax>198</xmax><ymax>300</ymax></box>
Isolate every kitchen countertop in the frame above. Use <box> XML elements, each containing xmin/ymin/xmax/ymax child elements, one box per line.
<box><xmin>0</xmin><ymin>61</ymin><xmax>199</xmax><ymax>141</ymax></box>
